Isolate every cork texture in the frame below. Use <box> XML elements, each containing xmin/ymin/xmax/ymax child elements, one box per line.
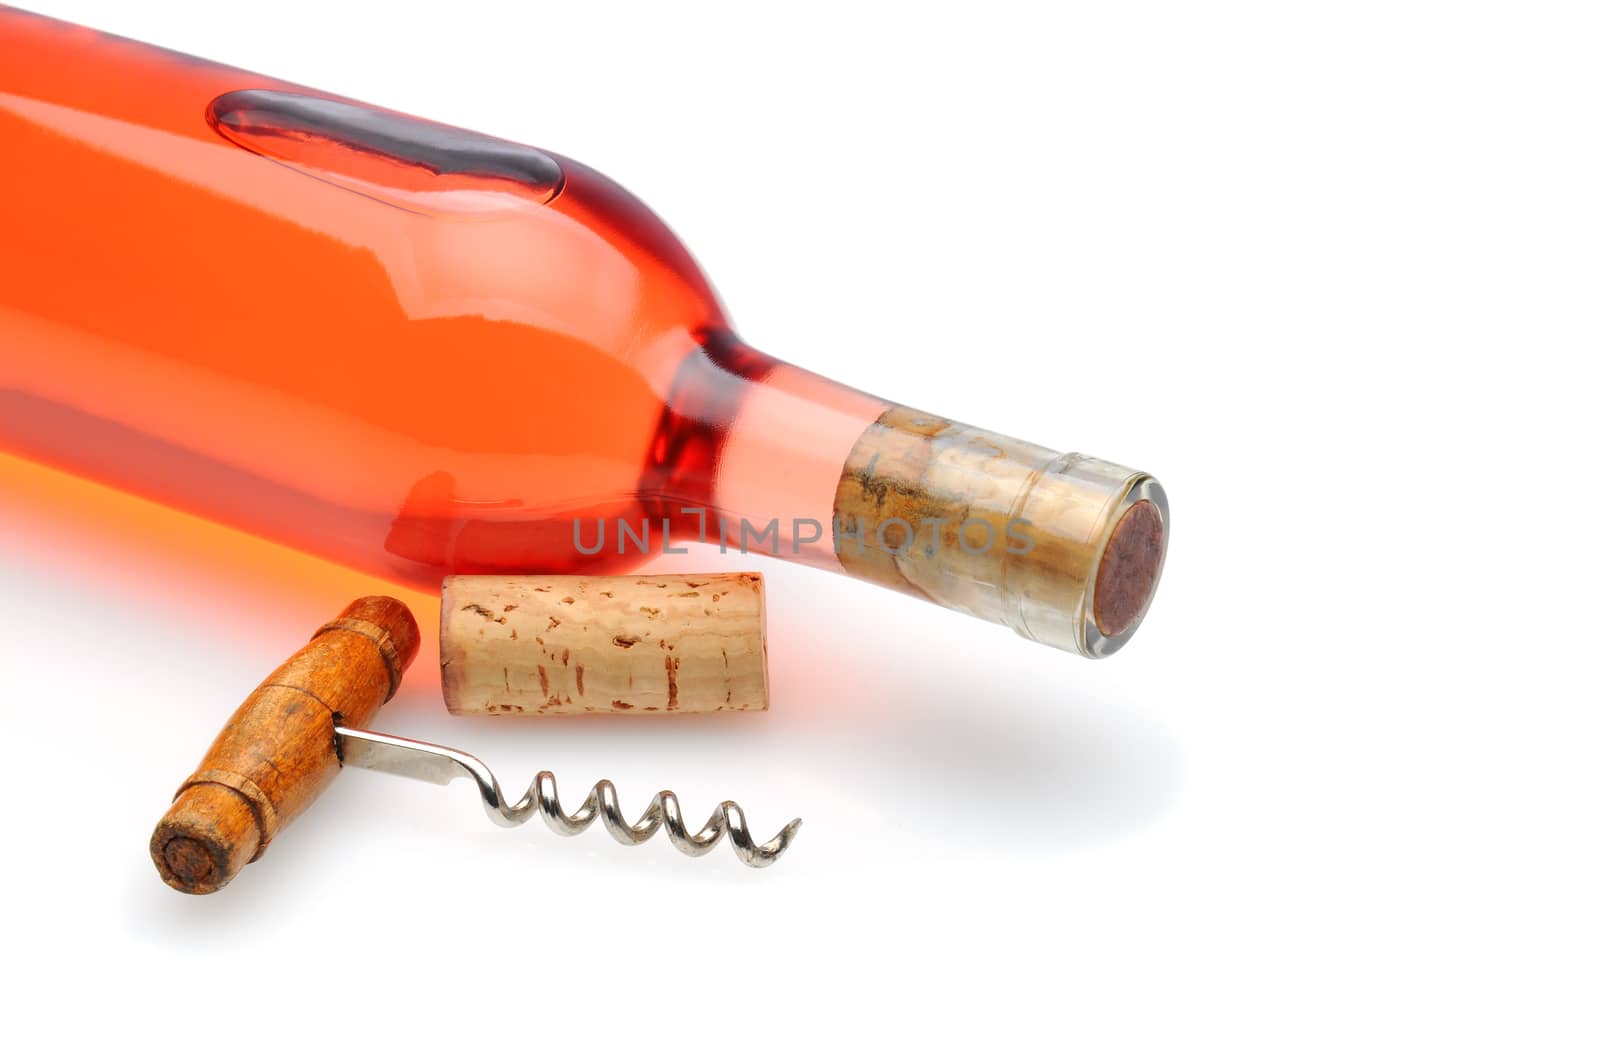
<box><xmin>441</xmin><ymin>573</ymin><xmax>769</xmax><ymax>714</ymax></box>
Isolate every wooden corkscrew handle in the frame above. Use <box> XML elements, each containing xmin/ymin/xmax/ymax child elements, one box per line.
<box><xmin>150</xmin><ymin>597</ymin><xmax>420</xmax><ymax>894</ymax></box>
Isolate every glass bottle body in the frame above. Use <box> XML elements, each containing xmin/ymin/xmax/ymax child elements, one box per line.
<box><xmin>0</xmin><ymin>9</ymin><xmax>883</xmax><ymax>586</ymax></box>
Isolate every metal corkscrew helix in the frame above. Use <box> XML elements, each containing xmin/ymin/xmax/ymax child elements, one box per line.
<box><xmin>336</xmin><ymin>726</ymin><xmax>802</xmax><ymax>867</ymax></box>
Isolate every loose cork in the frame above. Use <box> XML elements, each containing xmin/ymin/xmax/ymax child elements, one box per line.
<box><xmin>149</xmin><ymin>597</ymin><xmax>420</xmax><ymax>894</ymax></box>
<box><xmin>441</xmin><ymin>573</ymin><xmax>768</xmax><ymax>715</ymax></box>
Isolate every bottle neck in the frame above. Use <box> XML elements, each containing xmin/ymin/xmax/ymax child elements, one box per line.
<box><xmin>699</xmin><ymin>343</ymin><xmax>1168</xmax><ymax>657</ymax></box>
<box><xmin>711</xmin><ymin>359</ymin><xmax>890</xmax><ymax>566</ymax></box>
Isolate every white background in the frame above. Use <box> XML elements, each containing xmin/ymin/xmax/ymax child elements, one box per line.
<box><xmin>2</xmin><ymin>1</ymin><xmax>1596</xmax><ymax>1058</ymax></box>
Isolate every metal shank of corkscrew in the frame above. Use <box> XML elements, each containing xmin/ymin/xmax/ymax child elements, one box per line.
<box><xmin>336</xmin><ymin>727</ymin><xmax>802</xmax><ymax>868</ymax></box>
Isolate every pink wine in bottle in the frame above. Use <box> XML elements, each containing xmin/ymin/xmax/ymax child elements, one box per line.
<box><xmin>0</xmin><ymin>8</ymin><xmax>1166</xmax><ymax>656</ymax></box>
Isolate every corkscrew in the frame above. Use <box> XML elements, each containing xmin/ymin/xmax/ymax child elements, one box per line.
<box><xmin>149</xmin><ymin>597</ymin><xmax>800</xmax><ymax>894</ymax></box>
<box><xmin>336</xmin><ymin>726</ymin><xmax>800</xmax><ymax>867</ymax></box>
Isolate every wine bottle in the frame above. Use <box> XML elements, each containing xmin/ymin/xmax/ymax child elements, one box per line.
<box><xmin>0</xmin><ymin>8</ymin><xmax>1167</xmax><ymax>656</ymax></box>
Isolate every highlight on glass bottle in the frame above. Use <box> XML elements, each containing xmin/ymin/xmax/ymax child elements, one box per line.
<box><xmin>0</xmin><ymin>7</ymin><xmax>1167</xmax><ymax>656</ymax></box>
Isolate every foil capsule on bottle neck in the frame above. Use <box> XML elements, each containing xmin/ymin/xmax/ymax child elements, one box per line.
<box><xmin>832</xmin><ymin>406</ymin><xmax>1168</xmax><ymax>656</ymax></box>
